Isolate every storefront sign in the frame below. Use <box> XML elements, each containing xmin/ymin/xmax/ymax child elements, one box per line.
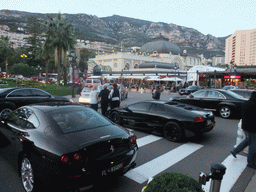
<box><xmin>224</xmin><ymin>76</ymin><xmax>241</xmax><ymax>79</ymax></box>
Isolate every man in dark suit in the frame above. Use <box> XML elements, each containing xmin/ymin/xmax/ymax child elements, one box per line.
<box><xmin>98</xmin><ymin>85</ymin><xmax>110</xmax><ymax>116</ymax></box>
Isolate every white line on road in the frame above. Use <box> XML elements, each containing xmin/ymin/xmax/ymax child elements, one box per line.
<box><xmin>202</xmin><ymin>154</ymin><xmax>247</xmax><ymax>192</ymax></box>
<box><xmin>125</xmin><ymin>142</ymin><xmax>203</xmax><ymax>184</ymax></box>
<box><xmin>136</xmin><ymin>135</ymin><xmax>163</xmax><ymax>148</ymax></box>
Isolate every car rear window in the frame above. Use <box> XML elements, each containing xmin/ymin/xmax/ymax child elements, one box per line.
<box><xmin>50</xmin><ymin>108</ymin><xmax>112</xmax><ymax>134</ymax></box>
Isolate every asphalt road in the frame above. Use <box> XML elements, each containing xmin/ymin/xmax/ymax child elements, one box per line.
<box><xmin>0</xmin><ymin>92</ymin><xmax>255</xmax><ymax>192</ymax></box>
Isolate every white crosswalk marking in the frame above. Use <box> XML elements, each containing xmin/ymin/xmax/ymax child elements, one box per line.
<box><xmin>125</xmin><ymin>142</ymin><xmax>203</xmax><ymax>184</ymax></box>
<box><xmin>202</xmin><ymin>154</ymin><xmax>247</xmax><ymax>192</ymax></box>
<box><xmin>136</xmin><ymin>135</ymin><xmax>162</xmax><ymax>147</ymax></box>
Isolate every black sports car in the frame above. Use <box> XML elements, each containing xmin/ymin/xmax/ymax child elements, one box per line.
<box><xmin>108</xmin><ymin>100</ymin><xmax>215</xmax><ymax>142</ymax></box>
<box><xmin>0</xmin><ymin>87</ymin><xmax>72</xmax><ymax>117</ymax></box>
<box><xmin>179</xmin><ymin>85</ymin><xmax>204</xmax><ymax>95</ymax></box>
<box><xmin>172</xmin><ymin>89</ymin><xmax>248</xmax><ymax>119</ymax></box>
<box><xmin>0</xmin><ymin>103</ymin><xmax>138</xmax><ymax>191</ymax></box>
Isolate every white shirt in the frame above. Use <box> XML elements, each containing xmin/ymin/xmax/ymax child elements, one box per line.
<box><xmin>90</xmin><ymin>90</ymin><xmax>98</xmax><ymax>104</ymax></box>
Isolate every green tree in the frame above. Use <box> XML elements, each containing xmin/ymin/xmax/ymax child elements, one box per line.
<box><xmin>45</xmin><ymin>12</ymin><xmax>76</xmax><ymax>88</ymax></box>
<box><xmin>0</xmin><ymin>36</ymin><xmax>14</xmax><ymax>77</ymax></box>
<box><xmin>10</xmin><ymin>63</ymin><xmax>37</xmax><ymax>77</ymax></box>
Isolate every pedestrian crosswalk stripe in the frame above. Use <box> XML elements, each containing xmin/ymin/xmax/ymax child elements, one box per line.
<box><xmin>136</xmin><ymin>135</ymin><xmax>163</xmax><ymax>148</ymax></box>
<box><xmin>202</xmin><ymin>154</ymin><xmax>247</xmax><ymax>192</ymax></box>
<box><xmin>125</xmin><ymin>142</ymin><xmax>203</xmax><ymax>184</ymax></box>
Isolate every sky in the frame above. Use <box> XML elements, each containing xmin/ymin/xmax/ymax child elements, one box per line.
<box><xmin>1</xmin><ymin>0</ymin><xmax>256</xmax><ymax>37</ymax></box>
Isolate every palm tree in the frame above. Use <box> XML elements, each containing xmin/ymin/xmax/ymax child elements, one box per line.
<box><xmin>45</xmin><ymin>12</ymin><xmax>76</xmax><ymax>88</ymax></box>
<box><xmin>0</xmin><ymin>36</ymin><xmax>14</xmax><ymax>77</ymax></box>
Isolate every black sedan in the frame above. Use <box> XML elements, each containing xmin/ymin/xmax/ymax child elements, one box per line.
<box><xmin>0</xmin><ymin>103</ymin><xmax>138</xmax><ymax>191</ymax></box>
<box><xmin>0</xmin><ymin>87</ymin><xmax>71</xmax><ymax>117</ymax></box>
<box><xmin>179</xmin><ymin>85</ymin><xmax>204</xmax><ymax>95</ymax></box>
<box><xmin>172</xmin><ymin>89</ymin><xmax>248</xmax><ymax>119</ymax></box>
<box><xmin>108</xmin><ymin>100</ymin><xmax>215</xmax><ymax>142</ymax></box>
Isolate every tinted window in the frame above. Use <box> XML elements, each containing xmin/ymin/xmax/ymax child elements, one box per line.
<box><xmin>150</xmin><ymin>103</ymin><xmax>166</xmax><ymax>113</ymax></box>
<box><xmin>6</xmin><ymin>108</ymin><xmax>39</xmax><ymax>129</ymax></box>
<box><xmin>128</xmin><ymin>102</ymin><xmax>152</xmax><ymax>112</ymax></box>
<box><xmin>93</xmin><ymin>79</ymin><xmax>101</xmax><ymax>83</ymax></box>
<box><xmin>50</xmin><ymin>108</ymin><xmax>111</xmax><ymax>134</ymax></box>
<box><xmin>8</xmin><ymin>89</ymin><xmax>32</xmax><ymax>97</ymax></box>
<box><xmin>192</xmin><ymin>90</ymin><xmax>206</xmax><ymax>97</ymax></box>
<box><xmin>31</xmin><ymin>89</ymin><xmax>51</xmax><ymax>97</ymax></box>
<box><xmin>207</xmin><ymin>90</ymin><xmax>225</xmax><ymax>98</ymax></box>
<box><xmin>86</xmin><ymin>80</ymin><xmax>92</xmax><ymax>83</ymax></box>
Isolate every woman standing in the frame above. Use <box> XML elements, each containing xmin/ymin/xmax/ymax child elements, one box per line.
<box><xmin>109</xmin><ymin>83</ymin><xmax>120</xmax><ymax>109</ymax></box>
<box><xmin>90</xmin><ymin>85</ymin><xmax>98</xmax><ymax>111</ymax></box>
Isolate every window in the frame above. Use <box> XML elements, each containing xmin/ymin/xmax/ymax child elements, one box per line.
<box><xmin>192</xmin><ymin>90</ymin><xmax>206</xmax><ymax>97</ymax></box>
<box><xmin>128</xmin><ymin>102</ymin><xmax>152</xmax><ymax>112</ymax></box>
<box><xmin>8</xmin><ymin>89</ymin><xmax>32</xmax><ymax>97</ymax></box>
<box><xmin>207</xmin><ymin>91</ymin><xmax>224</xmax><ymax>98</ymax></box>
<box><xmin>31</xmin><ymin>89</ymin><xmax>51</xmax><ymax>97</ymax></box>
<box><xmin>50</xmin><ymin>108</ymin><xmax>111</xmax><ymax>134</ymax></box>
<box><xmin>6</xmin><ymin>108</ymin><xmax>39</xmax><ymax>129</ymax></box>
<box><xmin>150</xmin><ymin>103</ymin><xmax>166</xmax><ymax>113</ymax></box>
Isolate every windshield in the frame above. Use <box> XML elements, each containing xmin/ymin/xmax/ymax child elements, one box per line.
<box><xmin>227</xmin><ymin>90</ymin><xmax>246</xmax><ymax>99</ymax></box>
<box><xmin>50</xmin><ymin>108</ymin><xmax>112</xmax><ymax>134</ymax></box>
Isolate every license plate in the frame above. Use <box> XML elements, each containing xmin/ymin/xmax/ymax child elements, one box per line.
<box><xmin>102</xmin><ymin>163</ymin><xmax>123</xmax><ymax>176</ymax></box>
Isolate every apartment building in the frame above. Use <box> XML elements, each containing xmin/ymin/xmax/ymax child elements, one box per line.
<box><xmin>225</xmin><ymin>29</ymin><xmax>256</xmax><ymax>66</ymax></box>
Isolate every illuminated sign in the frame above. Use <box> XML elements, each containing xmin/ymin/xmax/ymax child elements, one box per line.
<box><xmin>224</xmin><ymin>76</ymin><xmax>241</xmax><ymax>79</ymax></box>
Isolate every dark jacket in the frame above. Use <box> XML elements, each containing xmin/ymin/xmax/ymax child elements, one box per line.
<box><xmin>242</xmin><ymin>91</ymin><xmax>256</xmax><ymax>133</ymax></box>
<box><xmin>152</xmin><ymin>90</ymin><xmax>161</xmax><ymax>100</ymax></box>
<box><xmin>98</xmin><ymin>88</ymin><xmax>110</xmax><ymax>103</ymax></box>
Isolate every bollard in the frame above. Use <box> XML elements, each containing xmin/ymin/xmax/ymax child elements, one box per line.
<box><xmin>199</xmin><ymin>163</ymin><xmax>226</xmax><ymax>192</ymax></box>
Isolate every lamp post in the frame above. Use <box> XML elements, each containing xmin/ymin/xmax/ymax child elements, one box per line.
<box><xmin>174</xmin><ymin>64</ymin><xmax>177</xmax><ymax>92</ymax></box>
<box><xmin>68</xmin><ymin>51</ymin><xmax>77</xmax><ymax>98</ymax></box>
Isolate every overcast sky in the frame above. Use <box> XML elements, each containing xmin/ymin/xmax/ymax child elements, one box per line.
<box><xmin>1</xmin><ymin>0</ymin><xmax>255</xmax><ymax>37</ymax></box>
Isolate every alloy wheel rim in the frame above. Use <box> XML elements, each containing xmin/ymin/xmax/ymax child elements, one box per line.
<box><xmin>220</xmin><ymin>107</ymin><xmax>230</xmax><ymax>118</ymax></box>
<box><xmin>21</xmin><ymin>158</ymin><xmax>34</xmax><ymax>192</ymax></box>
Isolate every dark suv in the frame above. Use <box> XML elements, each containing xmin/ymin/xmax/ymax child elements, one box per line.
<box><xmin>0</xmin><ymin>87</ymin><xmax>71</xmax><ymax>117</ymax></box>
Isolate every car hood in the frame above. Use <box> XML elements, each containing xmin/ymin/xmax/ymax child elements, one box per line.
<box><xmin>63</xmin><ymin>124</ymin><xmax>129</xmax><ymax>149</ymax></box>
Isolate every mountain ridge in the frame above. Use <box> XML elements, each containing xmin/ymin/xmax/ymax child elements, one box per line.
<box><xmin>0</xmin><ymin>9</ymin><xmax>228</xmax><ymax>58</ymax></box>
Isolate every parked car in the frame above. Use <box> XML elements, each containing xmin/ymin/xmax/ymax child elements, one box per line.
<box><xmin>84</xmin><ymin>79</ymin><xmax>101</xmax><ymax>88</ymax></box>
<box><xmin>222</xmin><ymin>85</ymin><xmax>239</xmax><ymax>90</ymax></box>
<box><xmin>0</xmin><ymin>103</ymin><xmax>138</xmax><ymax>191</ymax></box>
<box><xmin>230</xmin><ymin>89</ymin><xmax>255</xmax><ymax>99</ymax></box>
<box><xmin>78</xmin><ymin>85</ymin><xmax>103</xmax><ymax>105</ymax></box>
<box><xmin>179</xmin><ymin>85</ymin><xmax>204</xmax><ymax>95</ymax></box>
<box><xmin>0</xmin><ymin>87</ymin><xmax>72</xmax><ymax>117</ymax></box>
<box><xmin>171</xmin><ymin>89</ymin><xmax>248</xmax><ymax>118</ymax></box>
<box><xmin>108</xmin><ymin>100</ymin><xmax>215</xmax><ymax>142</ymax></box>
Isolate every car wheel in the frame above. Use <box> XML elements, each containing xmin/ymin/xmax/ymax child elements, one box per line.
<box><xmin>163</xmin><ymin>122</ymin><xmax>184</xmax><ymax>142</ymax></box>
<box><xmin>110</xmin><ymin>111</ymin><xmax>122</xmax><ymax>125</ymax></box>
<box><xmin>219</xmin><ymin>106</ymin><xmax>231</xmax><ymax>118</ymax></box>
<box><xmin>21</xmin><ymin>156</ymin><xmax>36</xmax><ymax>192</ymax></box>
<box><xmin>0</xmin><ymin>108</ymin><xmax>13</xmax><ymax>118</ymax></box>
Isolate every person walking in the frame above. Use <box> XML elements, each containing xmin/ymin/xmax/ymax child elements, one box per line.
<box><xmin>232</xmin><ymin>91</ymin><xmax>256</xmax><ymax>169</ymax></box>
<box><xmin>152</xmin><ymin>85</ymin><xmax>161</xmax><ymax>100</ymax></box>
<box><xmin>90</xmin><ymin>85</ymin><xmax>99</xmax><ymax>111</ymax></box>
<box><xmin>98</xmin><ymin>84</ymin><xmax>110</xmax><ymax>116</ymax></box>
<box><xmin>109</xmin><ymin>83</ymin><xmax>120</xmax><ymax>109</ymax></box>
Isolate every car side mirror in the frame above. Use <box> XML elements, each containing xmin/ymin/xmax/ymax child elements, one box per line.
<box><xmin>189</xmin><ymin>94</ymin><xmax>194</xmax><ymax>98</ymax></box>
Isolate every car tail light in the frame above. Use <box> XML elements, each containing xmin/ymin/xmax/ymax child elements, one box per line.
<box><xmin>130</xmin><ymin>134</ymin><xmax>137</xmax><ymax>144</ymax></box>
<box><xmin>61</xmin><ymin>155</ymin><xmax>70</xmax><ymax>164</ymax></box>
<box><xmin>74</xmin><ymin>153</ymin><xmax>82</xmax><ymax>161</ymax></box>
<box><xmin>80</xmin><ymin>92</ymin><xmax>82</xmax><ymax>96</ymax></box>
<box><xmin>194</xmin><ymin>116</ymin><xmax>204</xmax><ymax>122</ymax></box>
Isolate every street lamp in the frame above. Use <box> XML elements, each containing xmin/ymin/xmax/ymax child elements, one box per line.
<box><xmin>67</xmin><ymin>51</ymin><xmax>77</xmax><ymax>98</ymax></box>
<box><xmin>174</xmin><ymin>64</ymin><xmax>177</xmax><ymax>92</ymax></box>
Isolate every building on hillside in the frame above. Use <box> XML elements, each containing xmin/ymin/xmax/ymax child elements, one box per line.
<box><xmin>225</xmin><ymin>29</ymin><xmax>256</xmax><ymax>67</ymax></box>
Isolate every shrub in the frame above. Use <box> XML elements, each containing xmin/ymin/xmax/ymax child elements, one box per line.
<box><xmin>144</xmin><ymin>172</ymin><xmax>203</xmax><ymax>192</ymax></box>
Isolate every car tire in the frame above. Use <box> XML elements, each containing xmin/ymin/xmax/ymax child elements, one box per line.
<box><xmin>20</xmin><ymin>156</ymin><xmax>37</xmax><ymax>192</ymax></box>
<box><xmin>110</xmin><ymin>111</ymin><xmax>122</xmax><ymax>125</ymax></box>
<box><xmin>219</xmin><ymin>105</ymin><xmax>232</xmax><ymax>119</ymax></box>
<box><xmin>163</xmin><ymin>122</ymin><xmax>184</xmax><ymax>142</ymax></box>
<box><xmin>0</xmin><ymin>107</ymin><xmax>13</xmax><ymax>118</ymax></box>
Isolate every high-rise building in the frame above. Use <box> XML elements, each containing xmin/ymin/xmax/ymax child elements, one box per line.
<box><xmin>225</xmin><ymin>29</ymin><xmax>256</xmax><ymax>66</ymax></box>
